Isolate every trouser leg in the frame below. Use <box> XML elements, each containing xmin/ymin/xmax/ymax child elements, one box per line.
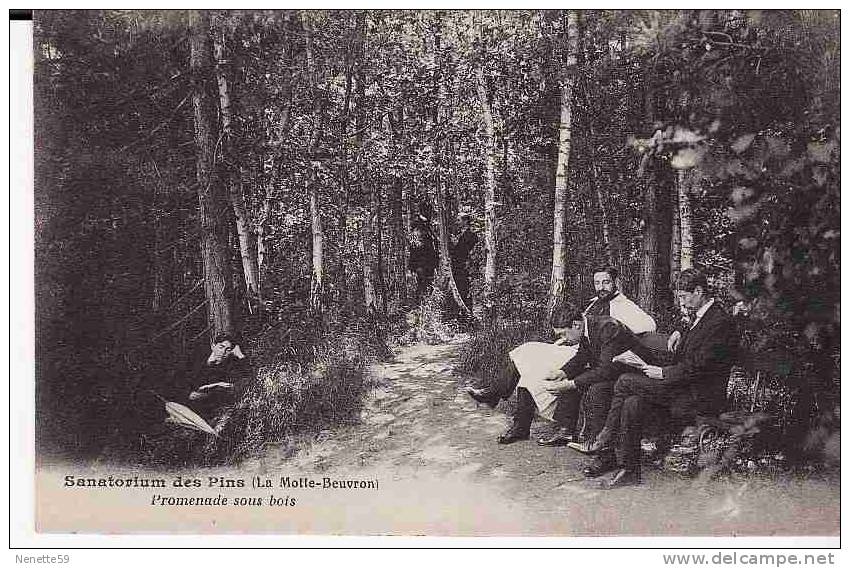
<box><xmin>602</xmin><ymin>388</ymin><xmax>625</xmax><ymax>435</ymax></box>
<box><xmin>582</xmin><ymin>381</ymin><xmax>614</xmax><ymax>441</ymax></box>
<box><xmin>551</xmin><ymin>389</ymin><xmax>581</xmax><ymax>432</ymax></box>
<box><xmin>511</xmin><ymin>387</ymin><xmax>535</xmax><ymax>432</ymax></box>
<box><xmin>617</xmin><ymin>394</ymin><xmax>646</xmax><ymax>472</ymax></box>
<box><xmin>494</xmin><ymin>357</ymin><xmax>521</xmax><ymax>400</ymax></box>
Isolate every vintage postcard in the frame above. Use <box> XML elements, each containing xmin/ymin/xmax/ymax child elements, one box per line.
<box><xmin>22</xmin><ymin>8</ymin><xmax>840</xmax><ymax>541</ymax></box>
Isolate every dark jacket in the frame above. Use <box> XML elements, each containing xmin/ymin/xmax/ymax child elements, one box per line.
<box><xmin>180</xmin><ymin>344</ymin><xmax>253</xmax><ymax>398</ymax></box>
<box><xmin>661</xmin><ymin>301</ymin><xmax>736</xmax><ymax>414</ymax></box>
<box><xmin>561</xmin><ymin>316</ymin><xmax>656</xmax><ymax>388</ymax></box>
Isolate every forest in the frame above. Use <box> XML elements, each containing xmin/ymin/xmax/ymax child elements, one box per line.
<box><xmin>33</xmin><ymin>9</ymin><xmax>839</xmax><ymax>472</ymax></box>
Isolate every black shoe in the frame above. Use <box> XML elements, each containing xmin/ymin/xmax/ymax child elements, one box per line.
<box><xmin>498</xmin><ymin>426</ymin><xmax>530</xmax><ymax>445</ymax></box>
<box><xmin>537</xmin><ymin>428</ymin><xmax>574</xmax><ymax>446</ymax></box>
<box><xmin>465</xmin><ymin>386</ymin><xmax>499</xmax><ymax>408</ymax></box>
<box><xmin>580</xmin><ymin>428</ymin><xmax>614</xmax><ymax>454</ymax></box>
<box><xmin>582</xmin><ymin>452</ymin><xmax>617</xmax><ymax>478</ymax></box>
<box><xmin>598</xmin><ymin>468</ymin><xmax>641</xmax><ymax>489</ymax></box>
<box><xmin>567</xmin><ymin>440</ymin><xmax>597</xmax><ymax>454</ymax></box>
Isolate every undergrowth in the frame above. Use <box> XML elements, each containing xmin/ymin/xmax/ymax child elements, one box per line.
<box><xmin>456</xmin><ymin>319</ymin><xmax>551</xmax><ymax>390</ymax></box>
<box><xmin>140</xmin><ymin>334</ymin><xmax>374</xmax><ymax>467</ymax></box>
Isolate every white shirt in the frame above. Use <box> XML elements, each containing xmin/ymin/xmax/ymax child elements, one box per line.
<box><xmin>583</xmin><ymin>293</ymin><xmax>657</xmax><ymax>335</ymax></box>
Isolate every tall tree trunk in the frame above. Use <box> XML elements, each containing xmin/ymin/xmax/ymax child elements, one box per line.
<box><xmin>360</xmin><ymin>222</ymin><xmax>377</xmax><ymax>312</ymax></box>
<box><xmin>189</xmin><ymin>10</ymin><xmax>234</xmax><ymax>336</ymax></box>
<box><xmin>386</xmin><ymin>110</ymin><xmax>409</xmax><ymax>306</ymax></box>
<box><xmin>670</xmin><ymin>173</ymin><xmax>681</xmax><ymax>289</ymax></box>
<box><xmin>396</xmin><ymin>109</ymin><xmax>414</xmax><ymax>301</ymax></box>
<box><xmin>593</xmin><ymin>166</ymin><xmax>616</xmax><ymax>268</ymax></box>
<box><xmin>432</xmin><ymin>178</ymin><xmax>468</xmax><ymax>315</ymax></box>
<box><xmin>257</xmin><ymin>179</ymin><xmax>270</xmax><ymax>276</ymax></box>
<box><xmin>547</xmin><ymin>10</ymin><xmax>579</xmax><ymax>320</ymax></box>
<box><xmin>308</xmin><ymin>115</ymin><xmax>324</xmax><ymax>317</ymax></box>
<box><xmin>228</xmin><ymin>174</ymin><xmax>262</xmax><ymax>312</ymax></box>
<box><xmin>212</xmin><ymin>16</ymin><xmax>262</xmax><ymax>312</ymax></box>
<box><xmin>638</xmin><ymin>176</ymin><xmax>659</xmax><ymax>314</ymax></box>
<box><xmin>336</xmin><ymin>18</ymin><xmax>355</xmax><ymax>307</ymax></box>
<box><xmin>474</xmin><ymin>63</ymin><xmax>498</xmax><ymax>321</ymax></box>
<box><xmin>371</xmin><ymin>179</ymin><xmax>386</xmax><ymax>315</ymax></box>
<box><xmin>352</xmin><ymin>12</ymin><xmax>385</xmax><ymax>319</ymax></box>
<box><xmin>587</xmin><ymin>121</ymin><xmax>620</xmax><ymax>272</ymax></box>
<box><xmin>303</xmin><ymin>13</ymin><xmax>325</xmax><ymax>317</ymax></box>
<box><xmin>430</xmin><ymin>17</ymin><xmax>469</xmax><ymax>317</ymax></box>
<box><xmin>678</xmin><ymin>169</ymin><xmax>694</xmax><ymax>271</ymax></box>
<box><xmin>637</xmin><ymin>127</ymin><xmax>663</xmax><ymax>314</ymax></box>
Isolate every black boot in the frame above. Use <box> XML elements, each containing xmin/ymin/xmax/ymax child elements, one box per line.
<box><xmin>537</xmin><ymin>426</ymin><xmax>574</xmax><ymax>446</ymax></box>
<box><xmin>582</xmin><ymin>450</ymin><xmax>617</xmax><ymax>477</ymax></box>
<box><xmin>464</xmin><ymin>386</ymin><xmax>500</xmax><ymax>408</ymax></box>
<box><xmin>581</xmin><ymin>426</ymin><xmax>615</xmax><ymax>454</ymax></box>
<box><xmin>498</xmin><ymin>387</ymin><xmax>534</xmax><ymax>444</ymax></box>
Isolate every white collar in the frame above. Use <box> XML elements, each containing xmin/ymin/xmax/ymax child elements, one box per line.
<box><xmin>691</xmin><ymin>299</ymin><xmax>715</xmax><ymax>328</ymax></box>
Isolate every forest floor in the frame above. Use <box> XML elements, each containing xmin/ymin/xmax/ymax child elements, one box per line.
<box><xmin>240</xmin><ymin>338</ymin><xmax>839</xmax><ymax>537</ymax></box>
<box><xmin>36</xmin><ymin>338</ymin><xmax>839</xmax><ymax>536</ymax></box>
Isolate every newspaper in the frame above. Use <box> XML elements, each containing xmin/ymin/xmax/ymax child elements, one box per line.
<box><xmin>510</xmin><ymin>342</ymin><xmax>579</xmax><ymax>420</ymax></box>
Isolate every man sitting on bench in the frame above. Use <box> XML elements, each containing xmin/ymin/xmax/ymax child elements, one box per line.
<box><xmin>471</xmin><ymin>304</ymin><xmax>658</xmax><ymax>446</ymax></box>
<box><xmin>585</xmin><ymin>268</ymin><xmax>737</xmax><ymax>488</ymax></box>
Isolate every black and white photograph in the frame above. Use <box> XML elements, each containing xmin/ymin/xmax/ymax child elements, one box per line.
<box><xmin>24</xmin><ymin>8</ymin><xmax>839</xmax><ymax>539</ymax></box>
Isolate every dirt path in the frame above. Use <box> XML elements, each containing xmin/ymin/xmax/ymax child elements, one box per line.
<box><xmin>246</xmin><ymin>340</ymin><xmax>838</xmax><ymax>536</ymax></box>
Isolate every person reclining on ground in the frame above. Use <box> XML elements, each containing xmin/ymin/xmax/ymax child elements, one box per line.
<box><xmin>183</xmin><ymin>332</ymin><xmax>252</xmax><ymax>424</ymax></box>
<box><xmin>583</xmin><ymin>268</ymin><xmax>737</xmax><ymax>489</ymax></box>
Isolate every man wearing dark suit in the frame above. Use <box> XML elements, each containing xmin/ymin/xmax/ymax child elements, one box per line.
<box><xmin>465</xmin><ymin>266</ymin><xmax>655</xmax><ymax>436</ymax></box>
<box><xmin>494</xmin><ymin>306</ymin><xmax>657</xmax><ymax>445</ymax></box>
<box><xmin>539</xmin><ymin>266</ymin><xmax>655</xmax><ymax>447</ymax></box>
<box><xmin>535</xmin><ymin>313</ymin><xmax>659</xmax><ymax>447</ymax></box>
<box><xmin>587</xmin><ymin>268</ymin><xmax>737</xmax><ymax>488</ymax></box>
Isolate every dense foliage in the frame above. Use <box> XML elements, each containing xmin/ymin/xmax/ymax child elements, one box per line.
<box><xmin>34</xmin><ymin>10</ymin><xmax>838</xmax><ymax>465</ymax></box>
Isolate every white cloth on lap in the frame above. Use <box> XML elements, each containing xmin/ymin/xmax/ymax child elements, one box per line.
<box><xmin>510</xmin><ymin>342</ymin><xmax>579</xmax><ymax>421</ymax></box>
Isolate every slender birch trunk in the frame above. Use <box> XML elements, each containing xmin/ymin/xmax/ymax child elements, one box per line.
<box><xmin>678</xmin><ymin>169</ymin><xmax>694</xmax><ymax>271</ymax></box>
<box><xmin>670</xmin><ymin>173</ymin><xmax>681</xmax><ymax>288</ymax></box>
<box><xmin>386</xmin><ymin>110</ymin><xmax>409</xmax><ymax>305</ymax></box>
<box><xmin>303</xmin><ymin>13</ymin><xmax>325</xmax><ymax>317</ymax></box>
<box><xmin>307</xmin><ymin>117</ymin><xmax>324</xmax><ymax>317</ymax></box>
<box><xmin>475</xmin><ymin>63</ymin><xmax>498</xmax><ymax>320</ymax></box>
<box><xmin>211</xmin><ymin>16</ymin><xmax>262</xmax><ymax>311</ymax></box>
<box><xmin>547</xmin><ymin>10</ymin><xmax>579</xmax><ymax>320</ymax></box>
